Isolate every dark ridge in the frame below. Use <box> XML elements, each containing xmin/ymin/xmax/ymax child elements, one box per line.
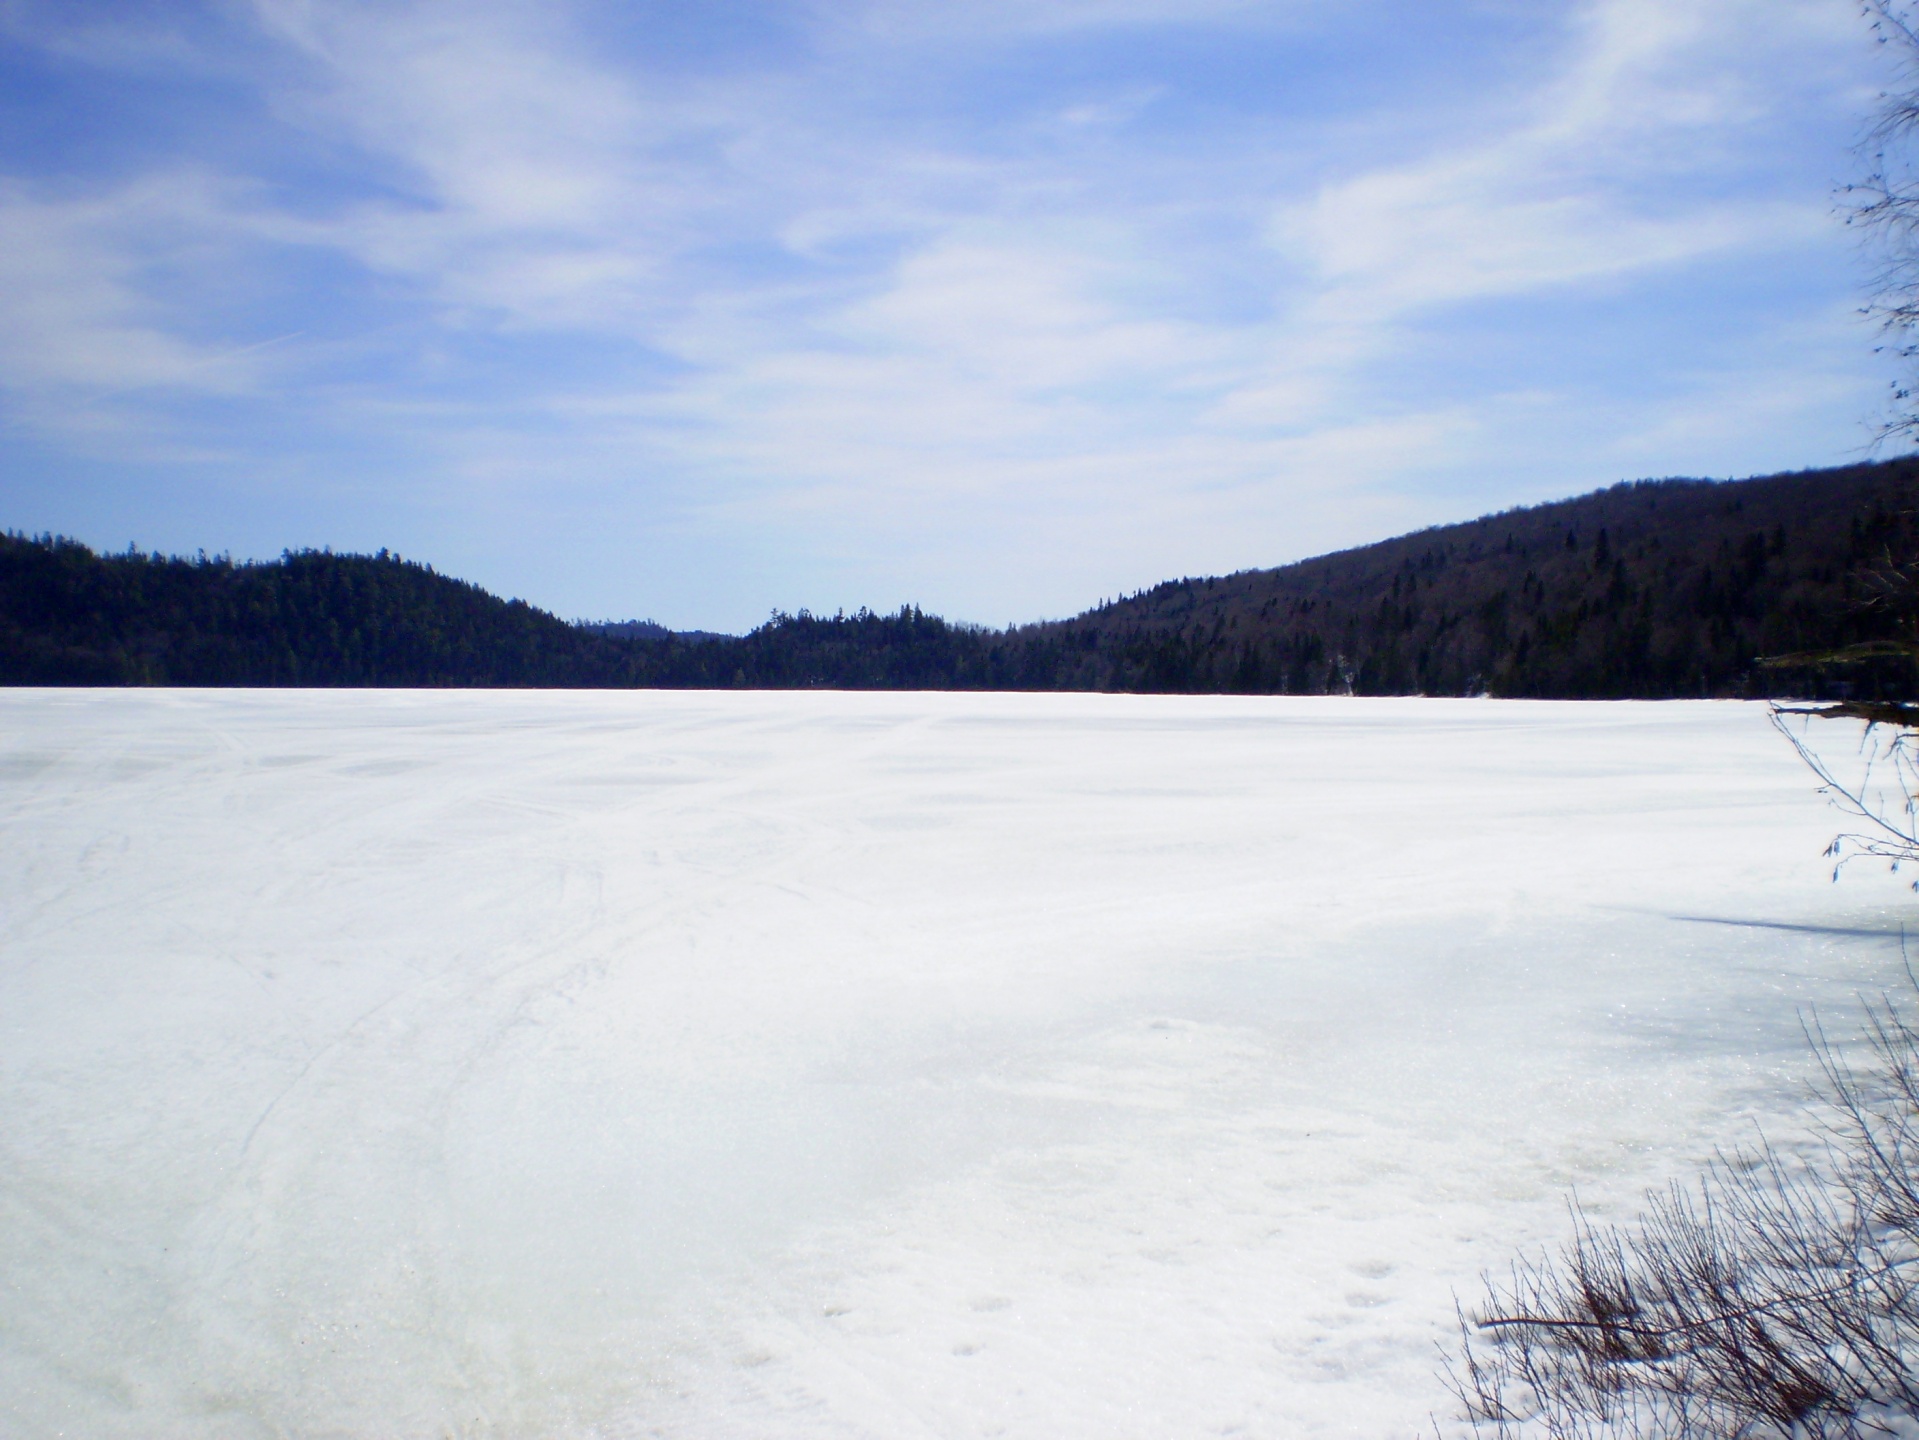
<box><xmin>1022</xmin><ymin>457</ymin><xmax>1919</xmax><ymax>699</ymax></box>
<box><xmin>0</xmin><ymin>542</ymin><xmax>678</xmax><ymax>687</ymax></box>
<box><xmin>5</xmin><ymin>458</ymin><xmax>1918</xmax><ymax>695</ymax></box>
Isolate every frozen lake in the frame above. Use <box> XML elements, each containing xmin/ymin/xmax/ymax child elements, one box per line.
<box><xmin>1</xmin><ymin>690</ymin><xmax>1911</xmax><ymax>1437</ymax></box>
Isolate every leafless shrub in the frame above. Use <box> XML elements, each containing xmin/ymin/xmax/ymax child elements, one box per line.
<box><xmin>1446</xmin><ymin>995</ymin><xmax>1919</xmax><ymax>1438</ymax></box>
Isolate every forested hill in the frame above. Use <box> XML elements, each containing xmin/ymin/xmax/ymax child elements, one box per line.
<box><xmin>1031</xmin><ymin>457</ymin><xmax>1919</xmax><ymax>699</ymax></box>
<box><xmin>5</xmin><ymin>457</ymin><xmax>1919</xmax><ymax>695</ymax></box>
<box><xmin>0</xmin><ymin>541</ymin><xmax>660</xmax><ymax>686</ymax></box>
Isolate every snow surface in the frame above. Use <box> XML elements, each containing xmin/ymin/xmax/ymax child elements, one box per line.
<box><xmin>1</xmin><ymin>690</ymin><xmax>1912</xmax><ymax>1438</ymax></box>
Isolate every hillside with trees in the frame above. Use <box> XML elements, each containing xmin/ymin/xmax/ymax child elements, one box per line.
<box><xmin>1027</xmin><ymin>458</ymin><xmax>1919</xmax><ymax>700</ymax></box>
<box><xmin>5</xmin><ymin>457</ymin><xmax>1919</xmax><ymax>696</ymax></box>
<box><xmin>0</xmin><ymin>540</ymin><xmax>667</xmax><ymax>687</ymax></box>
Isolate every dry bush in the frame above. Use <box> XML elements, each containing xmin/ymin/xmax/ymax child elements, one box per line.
<box><xmin>1448</xmin><ymin>999</ymin><xmax>1919</xmax><ymax>1438</ymax></box>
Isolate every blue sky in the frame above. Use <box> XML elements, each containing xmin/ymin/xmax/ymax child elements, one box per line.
<box><xmin>0</xmin><ymin>0</ymin><xmax>1902</xmax><ymax>629</ymax></box>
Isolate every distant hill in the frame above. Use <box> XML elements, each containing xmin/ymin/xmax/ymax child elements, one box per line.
<box><xmin>0</xmin><ymin>540</ymin><xmax>670</xmax><ymax>687</ymax></box>
<box><xmin>6</xmin><ymin>458</ymin><xmax>1918</xmax><ymax>696</ymax></box>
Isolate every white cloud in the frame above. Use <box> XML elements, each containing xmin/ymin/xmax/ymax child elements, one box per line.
<box><xmin>1276</xmin><ymin>0</ymin><xmax>1840</xmax><ymax>324</ymax></box>
<box><xmin>241</xmin><ymin>1</ymin><xmax>709</xmax><ymax>325</ymax></box>
<box><xmin>0</xmin><ymin>173</ymin><xmax>290</xmax><ymax>428</ymax></box>
<box><xmin>610</xmin><ymin>1</ymin><xmax>1857</xmax><ymax>514</ymax></box>
<box><xmin>0</xmin><ymin>0</ymin><xmax>1892</xmax><ymax>622</ymax></box>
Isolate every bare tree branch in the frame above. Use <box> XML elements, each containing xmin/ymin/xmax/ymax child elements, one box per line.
<box><xmin>1855</xmin><ymin>3</ymin><xmax>1919</xmax><ymax>444</ymax></box>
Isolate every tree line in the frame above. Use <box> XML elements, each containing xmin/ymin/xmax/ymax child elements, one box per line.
<box><xmin>6</xmin><ymin>458</ymin><xmax>1918</xmax><ymax>696</ymax></box>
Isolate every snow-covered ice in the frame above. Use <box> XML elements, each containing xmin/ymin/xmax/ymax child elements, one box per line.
<box><xmin>1</xmin><ymin>689</ymin><xmax>1912</xmax><ymax>1438</ymax></box>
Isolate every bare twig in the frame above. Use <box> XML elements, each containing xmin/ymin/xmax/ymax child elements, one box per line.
<box><xmin>1770</xmin><ymin>706</ymin><xmax>1919</xmax><ymax>879</ymax></box>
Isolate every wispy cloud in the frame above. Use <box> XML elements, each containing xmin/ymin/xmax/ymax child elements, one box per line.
<box><xmin>0</xmin><ymin>0</ymin><xmax>1893</xmax><ymax>625</ymax></box>
<box><xmin>0</xmin><ymin>170</ymin><xmax>298</xmax><ymax>453</ymax></box>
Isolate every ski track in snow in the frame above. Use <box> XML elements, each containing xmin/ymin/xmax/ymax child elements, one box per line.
<box><xmin>0</xmin><ymin>690</ymin><xmax>1910</xmax><ymax>1438</ymax></box>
